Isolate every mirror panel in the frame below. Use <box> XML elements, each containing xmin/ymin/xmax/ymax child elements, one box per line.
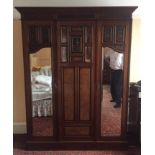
<box><xmin>30</xmin><ymin>48</ymin><xmax>53</xmax><ymax>136</ymax></box>
<box><xmin>101</xmin><ymin>47</ymin><xmax>123</xmax><ymax>136</ymax></box>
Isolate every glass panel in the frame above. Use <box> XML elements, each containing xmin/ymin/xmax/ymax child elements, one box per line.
<box><xmin>71</xmin><ymin>36</ymin><xmax>82</xmax><ymax>53</ymax></box>
<box><xmin>103</xmin><ymin>26</ymin><xmax>113</xmax><ymax>43</ymax></box>
<box><xmin>115</xmin><ymin>25</ymin><xmax>125</xmax><ymax>43</ymax></box>
<box><xmin>61</xmin><ymin>26</ymin><xmax>67</xmax><ymax>43</ymax></box>
<box><xmin>30</xmin><ymin>48</ymin><xmax>53</xmax><ymax>136</ymax></box>
<box><xmin>85</xmin><ymin>46</ymin><xmax>91</xmax><ymax>62</ymax></box>
<box><xmin>101</xmin><ymin>47</ymin><xmax>123</xmax><ymax>136</ymax></box>
<box><xmin>61</xmin><ymin>46</ymin><xmax>67</xmax><ymax>62</ymax></box>
<box><xmin>84</xmin><ymin>27</ymin><xmax>88</xmax><ymax>43</ymax></box>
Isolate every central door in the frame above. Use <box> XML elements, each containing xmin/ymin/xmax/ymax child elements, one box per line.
<box><xmin>57</xmin><ymin>21</ymin><xmax>95</xmax><ymax>140</ymax></box>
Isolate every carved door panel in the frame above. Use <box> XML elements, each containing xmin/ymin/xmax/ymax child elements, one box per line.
<box><xmin>26</xmin><ymin>22</ymin><xmax>53</xmax><ymax>52</ymax></box>
<box><xmin>57</xmin><ymin>21</ymin><xmax>95</xmax><ymax>140</ymax></box>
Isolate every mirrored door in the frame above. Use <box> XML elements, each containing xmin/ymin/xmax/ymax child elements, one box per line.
<box><xmin>24</xmin><ymin>22</ymin><xmax>56</xmax><ymax>137</ymax></box>
<box><xmin>101</xmin><ymin>46</ymin><xmax>123</xmax><ymax>136</ymax></box>
<box><xmin>29</xmin><ymin>48</ymin><xmax>54</xmax><ymax>136</ymax></box>
<box><xmin>100</xmin><ymin>23</ymin><xmax>126</xmax><ymax>137</ymax></box>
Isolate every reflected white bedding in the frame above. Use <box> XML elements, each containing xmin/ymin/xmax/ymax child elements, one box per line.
<box><xmin>32</xmin><ymin>91</ymin><xmax>52</xmax><ymax>101</ymax></box>
<box><xmin>32</xmin><ymin>83</ymin><xmax>53</xmax><ymax>117</ymax></box>
<box><xmin>32</xmin><ymin>99</ymin><xmax>52</xmax><ymax>117</ymax></box>
<box><xmin>32</xmin><ymin>83</ymin><xmax>52</xmax><ymax>101</ymax></box>
<box><xmin>31</xmin><ymin>67</ymin><xmax>53</xmax><ymax>117</ymax></box>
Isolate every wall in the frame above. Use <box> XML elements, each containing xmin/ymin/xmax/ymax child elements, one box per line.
<box><xmin>30</xmin><ymin>48</ymin><xmax>51</xmax><ymax>68</ymax></box>
<box><xmin>130</xmin><ymin>16</ymin><xmax>141</xmax><ymax>82</ymax></box>
<box><xmin>13</xmin><ymin>17</ymin><xmax>141</xmax><ymax>133</ymax></box>
<box><xmin>13</xmin><ymin>20</ymin><xmax>26</xmax><ymax>133</ymax></box>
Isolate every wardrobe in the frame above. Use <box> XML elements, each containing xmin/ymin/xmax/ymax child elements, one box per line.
<box><xmin>16</xmin><ymin>7</ymin><xmax>137</xmax><ymax>149</ymax></box>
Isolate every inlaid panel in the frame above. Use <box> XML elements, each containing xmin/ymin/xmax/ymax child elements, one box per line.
<box><xmin>103</xmin><ymin>25</ymin><xmax>113</xmax><ymax>43</ymax></box>
<box><xmin>71</xmin><ymin>56</ymin><xmax>83</xmax><ymax>62</ymax></box>
<box><xmin>80</xmin><ymin>68</ymin><xmax>91</xmax><ymax>120</ymax></box>
<box><xmin>65</xmin><ymin>127</ymin><xmax>90</xmax><ymax>136</ymax></box>
<box><xmin>63</xmin><ymin>68</ymin><xmax>75</xmax><ymax>120</ymax></box>
<box><xmin>59</xmin><ymin>24</ymin><xmax>94</xmax><ymax>63</ymax></box>
<box><xmin>28</xmin><ymin>25</ymin><xmax>52</xmax><ymax>52</ymax></box>
<box><xmin>115</xmin><ymin>25</ymin><xmax>126</xmax><ymax>44</ymax></box>
<box><xmin>102</xmin><ymin>24</ymin><xmax>126</xmax><ymax>53</ymax></box>
<box><xmin>71</xmin><ymin>36</ymin><xmax>83</xmax><ymax>53</ymax></box>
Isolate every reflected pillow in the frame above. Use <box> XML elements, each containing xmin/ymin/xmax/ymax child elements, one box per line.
<box><xmin>32</xmin><ymin>83</ymin><xmax>51</xmax><ymax>92</ymax></box>
<box><xmin>32</xmin><ymin>66</ymin><xmax>41</xmax><ymax>71</ymax></box>
<box><xmin>35</xmin><ymin>75</ymin><xmax>52</xmax><ymax>87</ymax></box>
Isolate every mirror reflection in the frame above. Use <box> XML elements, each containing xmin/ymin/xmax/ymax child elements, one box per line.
<box><xmin>101</xmin><ymin>46</ymin><xmax>123</xmax><ymax>136</ymax></box>
<box><xmin>30</xmin><ymin>48</ymin><xmax>53</xmax><ymax>136</ymax></box>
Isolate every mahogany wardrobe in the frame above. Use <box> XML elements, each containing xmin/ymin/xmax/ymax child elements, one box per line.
<box><xmin>16</xmin><ymin>7</ymin><xmax>137</xmax><ymax>149</ymax></box>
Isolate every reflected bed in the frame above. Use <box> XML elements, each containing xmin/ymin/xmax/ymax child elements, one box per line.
<box><xmin>31</xmin><ymin>66</ymin><xmax>53</xmax><ymax>117</ymax></box>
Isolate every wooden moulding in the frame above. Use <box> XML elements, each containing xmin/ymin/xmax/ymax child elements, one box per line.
<box><xmin>16</xmin><ymin>7</ymin><xmax>137</xmax><ymax>20</ymax></box>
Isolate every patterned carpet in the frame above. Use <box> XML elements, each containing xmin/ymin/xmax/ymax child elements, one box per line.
<box><xmin>14</xmin><ymin>148</ymin><xmax>140</xmax><ymax>155</ymax></box>
<box><xmin>33</xmin><ymin>117</ymin><xmax>53</xmax><ymax>136</ymax></box>
<box><xmin>101</xmin><ymin>85</ymin><xmax>121</xmax><ymax>136</ymax></box>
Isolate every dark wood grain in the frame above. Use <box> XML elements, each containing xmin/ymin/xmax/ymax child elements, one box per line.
<box><xmin>80</xmin><ymin>68</ymin><xmax>91</xmax><ymax>121</ymax></box>
<box><xmin>65</xmin><ymin>127</ymin><xmax>90</xmax><ymax>136</ymax></box>
<box><xmin>16</xmin><ymin>7</ymin><xmax>137</xmax><ymax>20</ymax></box>
<box><xmin>63</xmin><ymin>68</ymin><xmax>75</xmax><ymax>121</ymax></box>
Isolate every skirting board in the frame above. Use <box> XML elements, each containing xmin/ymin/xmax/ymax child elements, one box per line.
<box><xmin>13</xmin><ymin>122</ymin><xmax>27</xmax><ymax>134</ymax></box>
